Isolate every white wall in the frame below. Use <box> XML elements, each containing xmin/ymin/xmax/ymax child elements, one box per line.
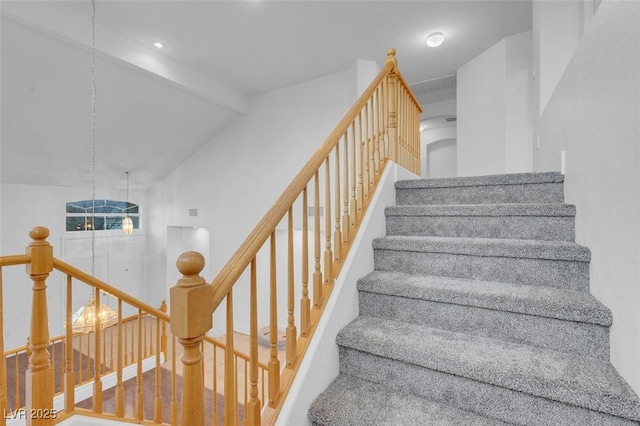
<box><xmin>534</xmin><ymin>0</ymin><xmax>640</xmax><ymax>394</ymax></box>
<box><xmin>457</xmin><ymin>31</ymin><xmax>533</xmax><ymax>176</ymax></box>
<box><xmin>533</xmin><ymin>0</ymin><xmax>582</xmax><ymax>115</ymax></box>
<box><xmin>0</xmin><ymin>182</ymin><xmax>146</xmax><ymax>349</ymax></box>
<box><xmin>427</xmin><ymin>138</ymin><xmax>457</xmax><ymax>178</ymax></box>
<box><xmin>147</xmin><ymin>62</ymin><xmax>372</xmax><ymax>334</ymax></box>
<box><xmin>505</xmin><ymin>31</ymin><xmax>533</xmax><ymax>173</ymax></box>
<box><xmin>457</xmin><ymin>38</ymin><xmax>506</xmax><ymax>176</ymax></box>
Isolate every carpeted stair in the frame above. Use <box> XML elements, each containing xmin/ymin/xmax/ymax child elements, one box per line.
<box><xmin>308</xmin><ymin>172</ymin><xmax>640</xmax><ymax>425</ymax></box>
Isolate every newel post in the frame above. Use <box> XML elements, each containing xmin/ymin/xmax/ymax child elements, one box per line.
<box><xmin>170</xmin><ymin>252</ymin><xmax>213</xmax><ymax>426</ymax></box>
<box><xmin>25</xmin><ymin>227</ymin><xmax>54</xmax><ymax>426</ymax></box>
<box><xmin>386</xmin><ymin>48</ymin><xmax>398</xmax><ymax>162</ymax></box>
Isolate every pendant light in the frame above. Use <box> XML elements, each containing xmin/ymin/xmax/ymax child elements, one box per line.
<box><xmin>71</xmin><ymin>0</ymin><xmax>117</xmax><ymax>333</ymax></box>
<box><xmin>123</xmin><ymin>171</ymin><xmax>133</xmax><ymax>235</ymax></box>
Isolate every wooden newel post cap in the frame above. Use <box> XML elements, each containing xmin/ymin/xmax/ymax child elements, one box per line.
<box><xmin>176</xmin><ymin>251</ymin><xmax>206</xmax><ymax>288</ymax></box>
<box><xmin>26</xmin><ymin>226</ymin><xmax>53</xmax><ymax>275</ymax></box>
<box><xmin>177</xmin><ymin>251</ymin><xmax>205</xmax><ymax>276</ymax></box>
<box><xmin>170</xmin><ymin>251</ymin><xmax>213</xmax><ymax>339</ymax></box>
<box><xmin>386</xmin><ymin>48</ymin><xmax>397</xmax><ymax>66</ymax></box>
<box><xmin>29</xmin><ymin>226</ymin><xmax>50</xmax><ymax>244</ymax></box>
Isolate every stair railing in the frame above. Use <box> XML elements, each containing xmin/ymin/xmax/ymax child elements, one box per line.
<box><xmin>203</xmin><ymin>48</ymin><xmax>422</xmax><ymax>425</ymax></box>
<box><xmin>0</xmin><ymin>228</ymin><xmax>268</xmax><ymax>425</ymax></box>
<box><xmin>0</xmin><ymin>48</ymin><xmax>421</xmax><ymax>426</ymax></box>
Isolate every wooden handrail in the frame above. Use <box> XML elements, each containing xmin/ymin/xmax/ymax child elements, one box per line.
<box><xmin>52</xmin><ymin>258</ymin><xmax>169</xmax><ymax>322</ymax></box>
<box><xmin>211</xmin><ymin>55</ymin><xmax>397</xmax><ymax>310</ymax></box>
<box><xmin>0</xmin><ymin>255</ymin><xmax>30</xmax><ymax>267</ymax></box>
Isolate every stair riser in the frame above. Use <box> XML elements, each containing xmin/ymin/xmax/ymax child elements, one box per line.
<box><xmin>339</xmin><ymin>347</ymin><xmax>637</xmax><ymax>426</ymax></box>
<box><xmin>396</xmin><ymin>183</ymin><xmax>565</xmax><ymax>205</ymax></box>
<box><xmin>374</xmin><ymin>250</ymin><xmax>590</xmax><ymax>291</ymax></box>
<box><xmin>359</xmin><ymin>292</ymin><xmax>610</xmax><ymax>360</ymax></box>
<box><xmin>386</xmin><ymin>215</ymin><xmax>575</xmax><ymax>241</ymax></box>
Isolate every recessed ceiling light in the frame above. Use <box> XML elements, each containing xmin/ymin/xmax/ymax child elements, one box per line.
<box><xmin>426</xmin><ymin>32</ymin><xmax>445</xmax><ymax>48</ymax></box>
<box><xmin>153</xmin><ymin>41</ymin><xmax>165</xmax><ymax>49</ymax></box>
<box><xmin>420</xmin><ymin>124</ymin><xmax>427</xmax><ymax>132</ymax></box>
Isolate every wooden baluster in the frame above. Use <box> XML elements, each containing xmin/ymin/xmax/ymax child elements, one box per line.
<box><xmin>170</xmin><ymin>335</ymin><xmax>177</xmax><ymax>426</ymax></box>
<box><xmin>382</xmin><ymin>77</ymin><xmax>389</xmax><ymax>162</ymax></box>
<box><xmin>300</xmin><ymin>187</ymin><xmax>310</xmax><ymax>337</ymax></box>
<box><xmin>333</xmin><ymin>144</ymin><xmax>342</xmax><ymax>262</ymax></box>
<box><xmin>49</xmin><ymin>343</ymin><xmax>55</xmax><ymax>395</ymax></box>
<box><xmin>374</xmin><ymin>87</ymin><xmax>381</xmax><ymax>176</ymax></box>
<box><xmin>143</xmin><ymin>314</ymin><xmax>148</xmax><ymax>359</ymax></box>
<box><xmin>313</xmin><ymin>172</ymin><xmax>322</xmax><ymax>308</ymax></box>
<box><xmin>85</xmin><ymin>333</ymin><xmax>90</xmax><ymax>382</ymax></box>
<box><xmin>412</xmin><ymin>104</ymin><xmax>417</xmax><ymax>173</ymax></box>
<box><xmin>123</xmin><ymin>319</ymin><xmax>128</xmax><ymax>366</ymax></box>
<box><xmin>349</xmin><ymin>122</ymin><xmax>357</xmax><ymax>230</ymax></box>
<box><xmin>386</xmin><ymin>49</ymin><xmax>398</xmax><ymax>162</ymax></box>
<box><xmin>244</xmin><ymin>358</ymin><xmax>248</xmax><ymax>414</ymax></box>
<box><xmin>14</xmin><ymin>354</ymin><xmax>20</xmax><ymax>409</ymax></box>
<box><xmin>224</xmin><ymin>290</ymin><xmax>237</xmax><ymax>424</ymax></box>
<box><xmin>357</xmin><ymin>113</ymin><xmax>365</xmax><ymax>212</ymax></box>
<box><xmin>369</xmin><ymin>96</ymin><xmax>376</xmax><ymax>186</ymax></box>
<box><xmin>286</xmin><ymin>208</ymin><xmax>297</xmax><ymax>368</ymax></box>
<box><xmin>78</xmin><ymin>334</ymin><xmax>83</xmax><ymax>384</ymax></box>
<box><xmin>0</xmin><ymin>268</ymin><xmax>6</xmax><ymax>425</ymax></box>
<box><xmin>362</xmin><ymin>105</ymin><xmax>370</xmax><ymax>199</ymax></box>
<box><xmin>170</xmin><ymin>252</ymin><xmax>212</xmax><ymax>426</ymax></box>
<box><xmin>130</xmin><ymin>319</ymin><xmax>135</xmax><ymax>365</ymax></box>
<box><xmin>136</xmin><ymin>309</ymin><xmax>143</xmax><ymax>421</ymax></box>
<box><xmin>212</xmin><ymin>345</ymin><xmax>217</xmax><ymax>424</ymax></box>
<box><xmin>160</xmin><ymin>301</ymin><xmax>168</xmax><ymax>359</ymax></box>
<box><xmin>342</xmin><ymin>131</ymin><xmax>350</xmax><ymax>244</ymax></box>
<box><xmin>25</xmin><ymin>227</ymin><xmax>54</xmax><ymax>426</ymax></box>
<box><xmin>109</xmin><ymin>323</ymin><xmax>113</xmax><ymax>371</ymax></box>
<box><xmin>417</xmin><ymin>105</ymin><xmax>421</xmax><ymax>174</ymax></box>
<box><xmin>115</xmin><ymin>299</ymin><xmax>124</xmax><ymax>417</ymax></box>
<box><xmin>324</xmin><ymin>158</ymin><xmax>333</xmax><ymax>284</ymax></box>
<box><xmin>268</xmin><ymin>232</ymin><xmax>280</xmax><ymax>407</ymax></box>
<box><xmin>379</xmin><ymin>83</ymin><xmax>385</xmax><ymax>166</ymax></box>
<box><xmin>102</xmin><ymin>325</ymin><xmax>106</xmax><ymax>374</ymax></box>
<box><xmin>247</xmin><ymin>258</ymin><xmax>260</xmax><ymax>425</ymax></box>
<box><xmin>93</xmin><ymin>290</ymin><xmax>103</xmax><ymax>413</ymax></box>
<box><xmin>149</xmin><ymin>317</ymin><xmax>154</xmax><ymax>356</ymax></box>
<box><xmin>403</xmin><ymin>88</ymin><xmax>408</xmax><ymax>167</ymax></box>
<box><xmin>154</xmin><ymin>315</ymin><xmax>162</xmax><ymax>423</ymax></box>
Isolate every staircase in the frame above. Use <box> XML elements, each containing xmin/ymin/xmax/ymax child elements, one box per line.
<box><xmin>308</xmin><ymin>172</ymin><xmax>640</xmax><ymax>425</ymax></box>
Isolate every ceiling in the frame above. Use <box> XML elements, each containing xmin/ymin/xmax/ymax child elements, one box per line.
<box><xmin>1</xmin><ymin>0</ymin><xmax>532</xmax><ymax>191</ymax></box>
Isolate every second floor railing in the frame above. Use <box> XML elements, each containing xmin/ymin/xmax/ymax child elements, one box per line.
<box><xmin>0</xmin><ymin>48</ymin><xmax>421</xmax><ymax>426</ymax></box>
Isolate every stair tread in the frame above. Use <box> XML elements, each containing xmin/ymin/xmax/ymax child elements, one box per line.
<box><xmin>337</xmin><ymin>316</ymin><xmax>640</xmax><ymax>421</ymax></box>
<box><xmin>386</xmin><ymin>202</ymin><xmax>576</xmax><ymax>217</ymax></box>
<box><xmin>358</xmin><ymin>271</ymin><xmax>612</xmax><ymax>326</ymax></box>
<box><xmin>309</xmin><ymin>374</ymin><xmax>508</xmax><ymax>426</ymax></box>
<box><xmin>373</xmin><ymin>235</ymin><xmax>591</xmax><ymax>262</ymax></box>
<box><xmin>396</xmin><ymin>172</ymin><xmax>564</xmax><ymax>189</ymax></box>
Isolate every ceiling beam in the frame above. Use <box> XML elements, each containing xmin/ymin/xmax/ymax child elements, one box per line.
<box><xmin>1</xmin><ymin>3</ymin><xmax>251</xmax><ymax>115</ymax></box>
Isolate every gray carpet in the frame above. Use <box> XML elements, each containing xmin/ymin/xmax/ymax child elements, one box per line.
<box><xmin>309</xmin><ymin>172</ymin><xmax>640</xmax><ymax>425</ymax></box>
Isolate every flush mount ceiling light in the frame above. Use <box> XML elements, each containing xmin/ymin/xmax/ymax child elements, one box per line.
<box><xmin>153</xmin><ymin>41</ymin><xmax>165</xmax><ymax>49</ymax></box>
<box><xmin>426</xmin><ymin>32</ymin><xmax>445</xmax><ymax>48</ymax></box>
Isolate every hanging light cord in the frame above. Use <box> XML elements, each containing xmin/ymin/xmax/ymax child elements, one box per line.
<box><xmin>91</xmin><ymin>0</ymin><xmax>97</xmax><ymax>277</ymax></box>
